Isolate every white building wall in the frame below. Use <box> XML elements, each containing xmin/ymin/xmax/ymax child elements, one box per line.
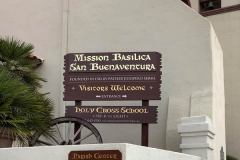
<box><xmin>207</xmin><ymin>10</ymin><xmax>240</xmax><ymax>159</ymax></box>
<box><xmin>210</xmin><ymin>25</ymin><xmax>226</xmax><ymax>160</ymax></box>
<box><xmin>0</xmin><ymin>144</ymin><xmax>201</xmax><ymax>160</ymax></box>
<box><xmin>0</xmin><ymin>1</ymin><xmax>226</xmax><ymax>159</ymax></box>
<box><xmin>0</xmin><ymin>0</ymin><xmax>63</xmax><ymax>116</ymax></box>
<box><xmin>222</xmin><ymin>0</ymin><xmax>240</xmax><ymax>7</ymax></box>
<box><xmin>189</xmin><ymin>0</ymin><xmax>199</xmax><ymax>12</ymax></box>
<box><xmin>66</xmin><ymin>0</ymin><xmax>213</xmax><ymax>148</ymax></box>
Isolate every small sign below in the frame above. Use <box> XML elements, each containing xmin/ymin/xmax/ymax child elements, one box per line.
<box><xmin>66</xmin><ymin>106</ymin><xmax>158</xmax><ymax>123</ymax></box>
<box><xmin>69</xmin><ymin>150</ymin><xmax>122</xmax><ymax>160</ymax></box>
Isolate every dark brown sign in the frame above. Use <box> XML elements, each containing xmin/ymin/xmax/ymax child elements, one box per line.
<box><xmin>64</xmin><ymin>82</ymin><xmax>160</xmax><ymax>101</ymax></box>
<box><xmin>65</xmin><ymin>106</ymin><xmax>158</xmax><ymax>123</ymax></box>
<box><xmin>63</xmin><ymin>52</ymin><xmax>162</xmax><ymax>101</ymax></box>
<box><xmin>64</xmin><ymin>52</ymin><xmax>161</xmax><ymax>73</ymax></box>
<box><xmin>69</xmin><ymin>150</ymin><xmax>122</xmax><ymax>160</ymax></box>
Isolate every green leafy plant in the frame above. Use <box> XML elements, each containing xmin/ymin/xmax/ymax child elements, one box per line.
<box><xmin>0</xmin><ymin>37</ymin><xmax>44</xmax><ymax>89</ymax></box>
<box><xmin>0</xmin><ymin>37</ymin><xmax>53</xmax><ymax>145</ymax></box>
<box><xmin>0</xmin><ymin>70</ymin><xmax>53</xmax><ymax>143</ymax></box>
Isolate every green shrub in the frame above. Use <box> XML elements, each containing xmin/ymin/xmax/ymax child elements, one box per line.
<box><xmin>0</xmin><ymin>37</ymin><xmax>53</xmax><ymax>145</ymax></box>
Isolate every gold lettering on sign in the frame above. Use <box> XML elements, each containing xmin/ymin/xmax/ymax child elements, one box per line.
<box><xmin>110</xmin><ymin>85</ymin><xmax>145</xmax><ymax>91</ymax></box>
<box><xmin>96</xmin><ymin>107</ymin><xmax>120</xmax><ymax>113</ymax></box>
<box><xmin>89</xmin><ymin>63</ymin><xmax>155</xmax><ymax>71</ymax></box>
<box><xmin>93</xmin><ymin>153</ymin><xmax>118</xmax><ymax>159</ymax></box>
<box><xmin>79</xmin><ymin>85</ymin><xmax>109</xmax><ymax>92</ymax></box>
<box><xmin>112</xmin><ymin>53</ymin><xmax>151</xmax><ymax>61</ymax></box>
<box><xmin>73</xmin><ymin>106</ymin><xmax>149</xmax><ymax>114</ymax></box>
<box><xmin>74</xmin><ymin>54</ymin><xmax>109</xmax><ymax>62</ymax></box>
<box><xmin>72</xmin><ymin>153</ymin><xmax>93</xmax><ymax>159</ymax></box>
<box><xmin>75</xmin><ymin>107</ymin><xmax>95</xmax><ymax>113</ymax></box>
<box><xmin>69</xmin><ymin>63</ymin><xmax>87</xmax><ymax>71</ymax></box>
<box><xmin>70</xmin><ymin>152</ymin><xmax>120</xmax><ymax>160</ymax></box>
<box><xmin>69</xmin><ymin>53</ymin><xmax>157</xmax><ymax>72</ymax></box>
<box><xmin>120</xmin><ymin>107</ymin><xmax>148</xmax><ymax>114</ymax></box>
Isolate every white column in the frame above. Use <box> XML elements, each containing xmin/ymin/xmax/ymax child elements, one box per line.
<box><xmin>178</xmin><ymin>116</ymin><xmax>215</xmax><ymax>160</ymax></box>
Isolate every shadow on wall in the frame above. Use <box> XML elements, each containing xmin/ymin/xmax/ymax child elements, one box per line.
<box><xmin>227</xmin><ymin>155</ymin><xmax>238</xmax><ymax>160</ymax></box>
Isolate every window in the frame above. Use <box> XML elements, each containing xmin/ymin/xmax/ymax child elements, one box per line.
<box><xmin>200</xmin><ymin>0</ymin><xmax>221</xmax><ymax>12</ymax></box>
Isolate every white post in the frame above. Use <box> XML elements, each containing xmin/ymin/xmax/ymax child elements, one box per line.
<box><xmin>178</xmin><ymin>116</ymin><xmax>215</xmax><ymax>160</ymax></box>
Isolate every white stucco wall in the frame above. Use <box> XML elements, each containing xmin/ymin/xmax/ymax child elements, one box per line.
<box><xmin>210</xmin><ymin>25</ymin><xmax>226</xmax><ymax>160</ymax></box>
<box><xmin>66</xmin><ymin>0</ymin><xmax>213</xmax><ymax>148</ymax></box>
<box><xmin>0</xmin><ymin>143</ymin><xmax>200</xmax><ymax>160</ymax></box>
<box><xmin>222</xmin><ymin>0</ymin><xmax>240</xmax><ymax>7</ymax></box>
<box><xmin>189</xmin><ymin>0</ymin><xmax>199</xmax><ymax>12</ymax></box>
<box><xmin>0</xmin><ymin>0</ymin><xmax>63</xmax><ymax>116</ymax></box>
<box><xmin>207</xmin><ymin>10</ymin><xmax>240</xmax><ymax>159</ymax></box>
<box><xmin>66</xmin><ymin>1</ymin><xmax>225</xmax><ymax>160</ymax></box>
<box><xmin>0</xmin><ymin>0</ymin><xmax>226</xmax><ymax>159</ymax></box>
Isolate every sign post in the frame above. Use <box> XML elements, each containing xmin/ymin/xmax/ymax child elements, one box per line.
<box><xmin>63</xmin><ymin>52</ymin><xmax>162</xmax><ymax>146</ymax></box>
<box><xmin>142</xmin><ymin>100</ymin><xmax>149</xmax><ymax>146</ymax></box>
<box><xmin>74</xmin><ymin>100</ymin><xmax>82</xmax><ymax>144</ymax></box>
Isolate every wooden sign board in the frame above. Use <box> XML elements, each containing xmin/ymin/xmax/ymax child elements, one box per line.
<box><xmin>64</xmin><ymin>82</ymin><xmax>160</xmax><ymax>101</ymax></box>
<box><xmin>63</xmin><ymin>52</ymin><xmax>162</xmax><ymax>101</ymax></box>
<box><xmin>69</xmin><ymin>150</ymin><xmax>122</xmax><ymax>160</ymax></box>
<box><xmin>65</xmin><ymin>106</ymin><xmax>158</xmax><ymax>123</ymax></box>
